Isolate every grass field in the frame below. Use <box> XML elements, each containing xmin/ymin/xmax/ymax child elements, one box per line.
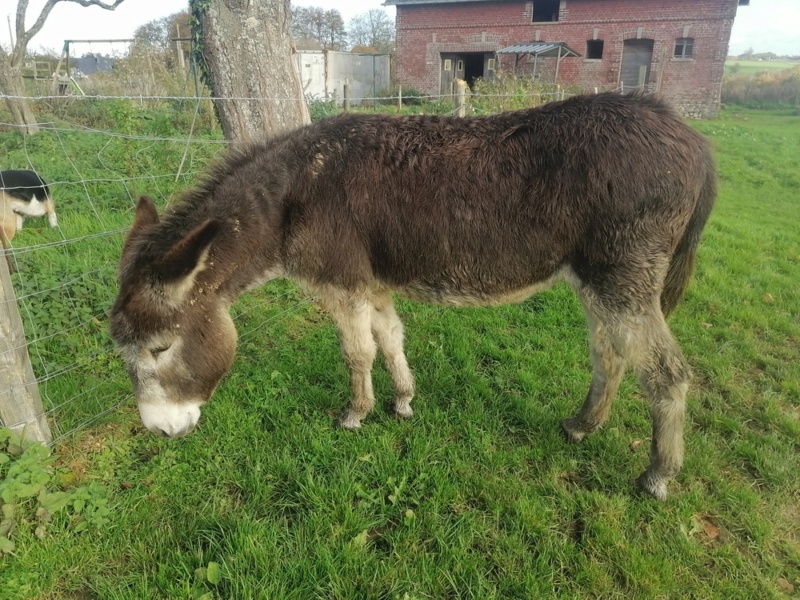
<box><xmin>725</xmin><ymin>59</ymin><xmax>800</xmax><ymax>76</ymax></box>
<box><xmin>1</xmin><ymin>103</ymin><xmax>799</xmax><ymax>598</ymax></box>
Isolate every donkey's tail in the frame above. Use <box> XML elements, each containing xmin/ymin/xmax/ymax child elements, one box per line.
<box><xmin>660</xmin><ymin>163</ymin><xmax>717</xmax><ymax>317</ymax></box>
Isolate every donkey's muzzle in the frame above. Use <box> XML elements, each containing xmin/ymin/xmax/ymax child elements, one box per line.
<box><xmin>137</xmin><ymin>400</ymin><xmax>202</xmax><ymax>438</ymax></box>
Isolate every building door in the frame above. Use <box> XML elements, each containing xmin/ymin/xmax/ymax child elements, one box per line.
<box><xmin>441</xmin><ymin>53</ymin><xmax>459</xmax><ymax>96</ymax></box>
<box><xmin>620</xmin><ymin>39</ymin><xmax>654</xmax><ymax>90</ymax></box>
<box><xmin>442</xmin><ymin>53</ymin><xmax>494</xmax><ymax>95</ymax></box>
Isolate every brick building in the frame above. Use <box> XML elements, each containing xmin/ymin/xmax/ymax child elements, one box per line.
<box><xmin>385</xmin><ymin>0</ymin><xmax>750</xmax><ymax>118</ymax></box>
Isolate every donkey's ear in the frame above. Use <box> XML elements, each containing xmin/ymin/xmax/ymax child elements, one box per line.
<box><xmin>132</xmin><ymin>196</ymin><xmax>160</xmax><ymax>230</ymax></box>
<box><xmin>155</xmin><ymin>219</ymin><xmax>220</xmax><ymax>290</ymax></box>
<box><xmin>122</xmin><ymin>196</ymin><xmax>160</xmax><ymax>255</ymax></box>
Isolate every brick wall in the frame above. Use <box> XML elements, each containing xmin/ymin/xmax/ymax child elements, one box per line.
<box><xmin>394</xmin><ymin>0</ymin><xmax>741</xmax><ymax>118</ymax></box>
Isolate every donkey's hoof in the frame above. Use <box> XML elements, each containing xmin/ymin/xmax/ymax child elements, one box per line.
<box><xmin>394</xmin><ymin>401</ymin><xmax>414</xmax><ymax>420</ymax></box>
<box><xmin>338</xmin><ymin>412</ymin><xmax>363</xmax><ymax>431</ymax></box>
<box><xmin>636</xmin><ymin>471</ymin><xmax>669</xmax><ymax>501</ymax></box>
<box><xmin>561</xmin><ymin>417</ymin><xmax>588</xmax><ymax>443</ymax></box>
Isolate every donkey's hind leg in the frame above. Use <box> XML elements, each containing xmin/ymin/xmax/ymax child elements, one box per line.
<box><xmin>318</xmin><ymin>288</ymin><xmax>378</xmax><ymax>430</ymax></box>
<box><xmin>562</xmin><ymin>307</ymin><xmax>626</xmax><ymax>442</ymax></box>
<box><xmin>628</xmin><ymin>313</ymin><xmax>691</xmax><ymax>501</ymax></box>
<box><xmin>371</xmin><ymin>292</ymin><xmax>415</xmax><ymax>419</ymax></box>
<box><xmin>595</xmin><ymin>303</ymin><xmax>691</xmax><ymax>501</ymax></box>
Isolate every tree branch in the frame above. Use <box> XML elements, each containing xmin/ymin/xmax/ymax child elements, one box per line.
<box><xmin>14</xmin><ymin>0</ymin><xmax>127</xmax><ymax>61</ymax></box>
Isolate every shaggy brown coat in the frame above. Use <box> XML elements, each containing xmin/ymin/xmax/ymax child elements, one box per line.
<box><xmin>111</xmin><ymin>92</ymin><xmax>716</xmax><ymax>500</ymax></box>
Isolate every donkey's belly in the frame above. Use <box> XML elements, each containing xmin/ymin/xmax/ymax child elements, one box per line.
<box><xmin>397</xmin><ymin>267</ymin><xmax>572</xmax><ymax>307</ymax></box>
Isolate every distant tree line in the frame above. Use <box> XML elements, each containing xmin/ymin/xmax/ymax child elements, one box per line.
<box><xmin>730</xmin><ymin>48</ymin><xmax>800</xmax><ymax>61</ymax></box>
<box><xmin>291</xmin><ymin>6</ymin><xmax>395</xmax><ymax>54</ymax></box>
<box><xmin>130</xmin><ymin>6</ymin><xmax>395</xmax><ymax>63</ymax></box>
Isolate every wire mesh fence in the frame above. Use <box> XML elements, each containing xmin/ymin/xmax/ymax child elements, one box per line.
<box><xmin>0</xmin><ymin>76</ymin><xmax>604</xmax><ymax>445</ymax></box>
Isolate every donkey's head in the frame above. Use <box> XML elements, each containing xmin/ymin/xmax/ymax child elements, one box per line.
<box><xmin>110</xmin><ymin>196</ymin><xmax>237</xmax><ymax>438</ymax></box>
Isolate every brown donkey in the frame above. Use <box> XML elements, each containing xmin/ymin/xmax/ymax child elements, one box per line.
<box><xmin>110</xmin><ymin>92</ymin><xmax>716</xmax><ymax>500</ymax></box>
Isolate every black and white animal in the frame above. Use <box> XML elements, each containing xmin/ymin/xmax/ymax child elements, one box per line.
<box><xmin>110</xmin><ymin>92</ymin><xmax>716</xmax><ymax>500</ymax></box>
<box><xmin>0</xmin><ymin>170</ymin><xmax>59</xmax><ymax>245</ymax></box>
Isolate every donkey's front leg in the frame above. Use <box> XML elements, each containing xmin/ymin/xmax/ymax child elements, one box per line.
<box><xmin>371</xmin><ymin>292</ymin><xmax>415</xmax><ymax>419</ymax></box>
<box><xmin>562</xmin><ymin>310</ymin><xmax>626</xmax><ymax>442</ymax></box>
<box><xmin>321</xmin><ymin>290</ymin><xmax>378</xmax><ymax>430</ymax></box>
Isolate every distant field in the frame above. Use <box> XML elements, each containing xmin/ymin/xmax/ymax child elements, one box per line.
<box><xmin>725</xmin><ymin>59</ymin><xmax>800</xmax><ymax>75</ymax></box>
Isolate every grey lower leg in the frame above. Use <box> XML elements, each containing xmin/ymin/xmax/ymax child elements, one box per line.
<box><xmin>321</xmin><ymin>292</ymin><xmax>378</xmax><ymax>430</ymax></box>
<box><xmin>616</xmin><ymin>310</ymin><xmax>691</xmax><ymax>500</ymax></box>
<box><xmin>631</xmin><ymin>322</ymin><xmax>691</xmax><ymax>501</ymax></box>
<box><xmin>371</xmin><ymin>293</ymin><xmax>415</xmax><ymax>418</ymax></box>
<box><xmin>562</xmin><ymin>318</ymin><xmax>626</xmax><ymax>442</ymax></box>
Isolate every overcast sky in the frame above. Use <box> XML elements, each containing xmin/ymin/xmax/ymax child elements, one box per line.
<box><xmin>1</xmin><ymin>0</ymin><xmax>797</xmax><ymax>57</ymax></box>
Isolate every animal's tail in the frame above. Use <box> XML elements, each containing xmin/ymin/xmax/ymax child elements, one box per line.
<box><xmin>660</xmin><ymin>161</ymin><xmax>717</xmax><ymax>317</ymax></box>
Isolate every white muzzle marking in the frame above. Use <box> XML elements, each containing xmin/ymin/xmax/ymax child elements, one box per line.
<box><xmin>138</xmin><ymin>400</ymin><xmax>202</xmax><ymax>438</ymax></box>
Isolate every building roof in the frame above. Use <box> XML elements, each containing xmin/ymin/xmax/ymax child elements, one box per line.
<box><xmin>496</xmin><ymin>42</ymin><xmax>581</xmax><ymax>58</ymax></box>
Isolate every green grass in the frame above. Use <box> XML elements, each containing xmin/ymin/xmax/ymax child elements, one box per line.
<box><xmin>1</xmin><ymin>104</ymin><xmax>799</xmax><ymax>598</ymax></box>
<box><xmin>725</xmin><ymin>59</ymin><xmax>800</xmax><ymax>76</ymax></box>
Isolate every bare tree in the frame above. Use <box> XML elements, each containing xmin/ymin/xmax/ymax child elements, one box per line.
<box><xmin>0</xmin><ymin>0</ymin><xmax>125</xmax><ymax>136</ymax></box>
<box><xmin>192</xmin><ymin>0</ymin><xmax>310</xmax><ymax>141</ymax></box>
<box><xmin>348</xmin><ymin>9</ymin><xmax>395</xmax><ymax>54</ymax></box>
<box><xmin>291</xmin><ymin>6</ymin><xmax>347</xmax><ymax>51</ymax></box>
<box><xmin>134</xmin><ymin>11</ymin><xmax>191</xmax><ymax>70</ymax></box>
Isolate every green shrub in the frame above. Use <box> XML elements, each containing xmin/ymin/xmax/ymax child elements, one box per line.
<box><xmin>307</xmin><ymin>96</ymin><xmax>340</xmax><ymax>122</ymax></box>
<box><xmin>722</xmin><ymin>65</ymin><xmax>800</xmax><ymax>108</ymax></box>
<box><xmin>469</xmin><ymin>73</ymin><xmax>583</xmax><ymax>114</ymax></box>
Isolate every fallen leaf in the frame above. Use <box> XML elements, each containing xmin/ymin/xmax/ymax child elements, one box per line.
<box><xmin>776</xmin><ymin>578</ymin><xmax>794</xmax><ymax>594</ymax></box>
<box><xmin>701</xmin><ymin>323</ymin><xmax>713</xmax><ymax>329</ymax></box>
<box><xmin>762</xmin><ymin>293</ymin><xmax>775</xmax><ymax>304</ymax></box>
<box><xmin>206</xmin><ymin>562</ymin><xmax>222</xmax><ymax>585</ymax></box>
<box><xmin>630</xmin><ymin>440</ymin><xmax>644</xmax><ymax>452</ymax></box>
<box><xmin>702</xmin><ymin>519</ymin><xmax>720</xmax><ymax>540</ymax></box>
<box><xmin>351</xmin><ymin>529</ymin><xmax>370</xmax><ymax>547</ymax></box>
<box><xmin>690</xmin><ymin>514</ymin><xmax>721</xmax><ymax>542</ymax></box>
<box><xmin>0</xmin><ymin>536</ymin><xmax>15</xmax><ymax>554</ymax></box>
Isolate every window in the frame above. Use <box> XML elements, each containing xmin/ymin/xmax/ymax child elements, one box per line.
<box><xmin>586</xmin><ymin>40</ymin><xmax>604</xmax><ymax>59</ymax></box>
<box><xmin>444</xmin><ymin>59</ymin><xmax>452</xmax><ymax>71</ymax></box>
<box><xmin>487</xmin><ymin>58</ymin><xmax>496</xmax><ymax>71</ymax></box>
<box><xmin>457</xmin><ymin>60</ymin><xmax>464</xmax><ymax>72</ymax></box>
<box><xmin>674</xmin><ymin>37</ymin><xmax>694</xmax><ymax>59</ymax></box>
<box><xmin>532</xmin><ymin>0</ymin><xmax>560</xmax><ymax>22</ymax></box>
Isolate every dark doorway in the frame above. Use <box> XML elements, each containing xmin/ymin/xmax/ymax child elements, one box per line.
<box><xmin>462</xmin><ymin>53</ymin><xmax>485</xmax><ymax>89</ymax></box>
<box><xmin>440</xmin><ymin>53</ymin><xmax>494</xmax><ymax>95</ymax></box>
<box><xmin>620</xmin><ymin>39</ymin><xmax>654</xmax><ymax>90</ymax></box>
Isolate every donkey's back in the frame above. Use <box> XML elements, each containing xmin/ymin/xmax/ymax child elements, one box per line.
<box><xmin>268</xmin><ymin>92</ymin><xmax>715</xmax><ymax>312</ymax></box>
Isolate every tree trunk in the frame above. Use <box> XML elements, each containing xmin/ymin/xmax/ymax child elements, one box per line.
<box><xmin>0</xmin><ymin>48</ymin><xmax>40</xmax><ymax>136</ymax></box>
<box><xmin>193</xmin><ymin>0</ymin><xmax>310</xmax><ymax>141</ymax></box>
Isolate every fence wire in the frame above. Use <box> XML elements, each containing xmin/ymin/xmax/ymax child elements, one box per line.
<box><xmin>1</xmin><ymin>83</ymin><xmax>592</xmax><ymax>445</ymax></box>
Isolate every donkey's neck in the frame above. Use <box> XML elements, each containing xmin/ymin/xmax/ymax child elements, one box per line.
<box><xmin>168</xmin><ymin>187</ymin><xmax>284</xmax><ymax>302</ymax></box>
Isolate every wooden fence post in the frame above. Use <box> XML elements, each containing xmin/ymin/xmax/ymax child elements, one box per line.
<box><xmin>456</xmin><ymin>79</ymin><xmax>467</xmax><ymax>117</ymax></box>
<box><xmin>0</xmin><ymin>249</ymin><xmax>52</xmax><ymax>444</ymax></box>
<box><xmin>343</xmin><ymin>78</ymin><xmax>350</xmax><ymax>111</ymax></box>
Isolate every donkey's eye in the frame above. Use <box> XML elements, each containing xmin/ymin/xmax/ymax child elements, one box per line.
<box><xmin>151</xmin><ymin>345</ymin><xmax>171</xmax><ymax>357</ymax></box>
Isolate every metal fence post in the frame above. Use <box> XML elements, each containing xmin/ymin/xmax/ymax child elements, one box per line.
<box><xmin>0</xmin><ymin>249</ymin><xmax>52</xmax><ymax>444</ymax></box>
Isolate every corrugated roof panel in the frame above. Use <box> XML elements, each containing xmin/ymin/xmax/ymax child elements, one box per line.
<box><xmin>496</xmin><ymin>42</ymin><xmax>581</xmax><ymax>57</ymax></box>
